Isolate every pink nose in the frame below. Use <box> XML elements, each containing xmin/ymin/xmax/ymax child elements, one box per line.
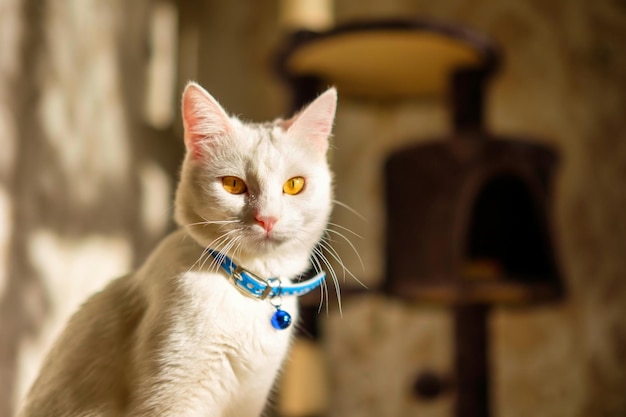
<box><xmin>255</xmin><ymin>215</ymin><xmax>278</xmax><ymax>233</ymax></box>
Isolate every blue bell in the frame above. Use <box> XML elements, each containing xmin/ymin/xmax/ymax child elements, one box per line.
<box><xmin>271</xmin><ymin>308</ymin><xmax>291</xmax><ymax>330</ymax></box>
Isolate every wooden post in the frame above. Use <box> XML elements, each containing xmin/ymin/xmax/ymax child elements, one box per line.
<box><xmin>454</xmin><ymin>304</ymin><xmax>490</xmax><ymax>417</ymax></box>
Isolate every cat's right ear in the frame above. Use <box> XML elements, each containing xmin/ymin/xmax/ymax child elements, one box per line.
<box><xmin>181</xmin><ymin>82</ymin><xmax>232</xmax><ymax>159</ymax></box>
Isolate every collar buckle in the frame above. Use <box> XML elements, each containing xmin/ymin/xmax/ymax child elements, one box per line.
<box><xmin>231</xmin><ymin>266</ymin><xmax>275</xmax><ymax>300</ymax></box>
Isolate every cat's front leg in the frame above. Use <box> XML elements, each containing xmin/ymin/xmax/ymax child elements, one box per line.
<box><xmin>222</xmin><ymin>374</ymin><xmax>279</xmax><ymax>417</ymax></box>
<box><xmin>126</xmin><ymin>362</ymin><xmax>233</xmax><ymax>417</ymax></box>
<box><xmin>126</xmin><ymin>308</ymin><xmax>240</xmax><ymax>416</ymax></box>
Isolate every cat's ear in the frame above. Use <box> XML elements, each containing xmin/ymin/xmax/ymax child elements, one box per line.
<box><xmin>284</xmin><ymin>87</ymin><xmax>337</xmax><ymax>154</ymax></box>
<box><xmin>181</xmin><ymin>82</ymin><xmax>232</xmax><ymax>159</ymax></box>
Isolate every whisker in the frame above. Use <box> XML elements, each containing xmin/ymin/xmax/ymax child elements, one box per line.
<box><xmin>318</xmin><ymin>236</ymin><xmax>346</xmax><ymax>282</ymax></box>
<box><xmin>233</xmin><ymin>237</ymin><xmax>244</xmax><ymax>264</ymax></box>
<box><xmin>186</xmin><ymin>246</ymin><xmax>212</xmax><ymax>276</ymax></box>
<box><xmin>319</xmin><ymin>236</ymin><xmax>368</xmax><ymax>290</ymax></box>
<box><xmin>201</xmin><ymin>229</ymin><xmax>242</xmax><ymax>273</ymax></box>
<box><xmin>214</xmin><ymin>236</ymin><xmax>240</xmax><ymax>270</ymax></box>
<box><xmin>325</xmin><ymin>228</ymin><xmax>366</xmax><ymax>273</ymax></box>
<box><xmin>327</xmin><ymin>222</ymin><xmax>364</xmax><ymax>239</ymax></box>
<box><xmin>185</xmin><ymin>229</ymin><xmax>236</xmax><ymax>275</ymax></box>
<box><xmin>309</xmin><ymin>251</ymin><xmax>326</xmax><ymax>314</ymax></box>
<box><xmin>313</xmin><ymin>247</ymin><xmax>330</xmax><ymax>316</ymax></box>
<box><xmin>321</xmin><ymin>278</ymin><xmax>329</xmax><ymax>315</ymax></box>
<box><xmin>313</xmin><ymin>245</ymin><xmax>342</xmax><ymax>317</ymax></box>
<box><xmin>181</xmin><ymin>216</ymin><xmax>242</xmax><ymax>275</ymax></box>
<box><xmin>185</xmin><ymin>218</ymin><xmax>240</xmax><ymax>228</ymax></box>
<box><xmin>332</xmin><ymin>199</ymin><xmax>367</xmax><ymax>222</ymax></box>
<box><xmin>212</xmin><ymin>232</ymin><xmax>245</xmax><ymax>272</ymax></box>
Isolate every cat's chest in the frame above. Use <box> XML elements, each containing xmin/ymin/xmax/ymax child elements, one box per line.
<box><xmin>163</xmin><ymin>269</ymin><xmax>297</xmax><ymax>354</ymax></box>
<box><xmin>139</xmin><ymin>231</ymin><xmax>298</xmax><ymax>360</ymax></box>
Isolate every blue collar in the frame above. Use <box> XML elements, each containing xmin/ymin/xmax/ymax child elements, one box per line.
<box><xmin>207</xmin><ymin>249</ymin><xmax>326</xmax><ymax>330</ymax></box>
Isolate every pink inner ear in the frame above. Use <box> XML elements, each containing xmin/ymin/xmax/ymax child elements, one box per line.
<box><xmin>181</xmin><ymin>83</ymin><xmax>231</xmax><ymax>159</ymax></box>
<box><xmin>279</xmin><ymin>117</ymin><xmax>295</xmax><ymax>131</ymax></box>
<box><xmin>286</xmin><ymin>88</ymin><xmax>337</xmax><ymax>154</ymax></box>
<box><xmin>182</xmin><ymin>98</ymin><xmax>205</xmax><ymax>159</ymax></box>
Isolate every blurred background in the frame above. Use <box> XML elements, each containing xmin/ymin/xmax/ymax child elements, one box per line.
<box><xmin>0</xmin><ymin>0</ymin><xmax>625</xmax><ymax>416</ymax></box>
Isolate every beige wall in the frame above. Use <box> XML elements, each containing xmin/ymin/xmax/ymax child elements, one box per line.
<box><xmin>1</xmin><ymin>1</ymin><xmax>624</xmax><ymax>416</ymax></box>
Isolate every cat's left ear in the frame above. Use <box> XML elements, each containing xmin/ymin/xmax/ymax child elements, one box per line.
<box><xmin>181</xmin><ymin>82</ymin><xmax>232</xmax><ymax>159</ymax></box>
<box><xmin>284</xmin><ymin>87</ymin><xmax>337</xmax><ymax>154</ymax></box>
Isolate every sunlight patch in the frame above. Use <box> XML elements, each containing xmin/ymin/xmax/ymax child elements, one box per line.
<box><xmin>17</xmin><ymin>230</ymin><xmax>133</xmax><ymax>403</ymax></box>
<box><xmin>139</xmin><ymin>161</ymin><xmax>173</xmax><ymax>237</ymax></box>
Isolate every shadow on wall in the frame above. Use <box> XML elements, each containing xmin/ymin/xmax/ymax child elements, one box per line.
<box><xmin>0</xmin><ymin>1</ymin><xmax>182</xmax><ymax>415</ymax></box>
<box><xmin>1</xmin><ymin>3</ymin><xmax>53</xmax><ymax>414</ymax></box>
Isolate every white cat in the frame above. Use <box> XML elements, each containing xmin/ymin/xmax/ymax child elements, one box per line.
<box><xmin>18</xmin><ymin>82</ymin><xmax>337</xmax><ymax>417</ymax></box>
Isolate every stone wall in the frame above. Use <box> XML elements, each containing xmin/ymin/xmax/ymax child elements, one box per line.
<box><xmin>0</xmin><ymin>1</ymin><xmax>173</xmax><ymax>415</ymax></box>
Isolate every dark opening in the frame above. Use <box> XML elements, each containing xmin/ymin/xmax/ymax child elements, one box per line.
<box><xmin>465</xmin><ymin>174</ymin><xmax>557</xmax><ymax>283</ymax></box>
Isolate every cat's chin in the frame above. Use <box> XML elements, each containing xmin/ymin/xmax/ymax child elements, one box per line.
<box><xmin>186</xmin><ymin>229</ymin><xmax>289</xmax><ymax>259</ymax></box>
<box><xmin>248</xmin><ymin>235</ymin><xmax>289</xmax><ymax>254</ymax></box>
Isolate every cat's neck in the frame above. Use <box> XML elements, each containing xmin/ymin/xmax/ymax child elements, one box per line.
<box><xmin>181</xmin><ymin>229</ymin><xmax>313</xmax><ymax>281</ymax></box>
<box><xmin>232</xmin><ymin>251</ymin><xmax>312</xmax><ymax>281</ymax></box>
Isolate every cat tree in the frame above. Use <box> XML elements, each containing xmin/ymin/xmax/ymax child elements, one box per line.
<box><xmin>277</xmin><ymin>18</ymin><xmax>564</xmax><ymax>417</ymax></box>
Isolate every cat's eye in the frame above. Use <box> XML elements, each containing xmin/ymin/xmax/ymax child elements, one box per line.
<box><xmin>222</xmin><ymin>176</ymin><xmax>247</xmax><ymax>194</ymax></box>
<box><xmin>283</xmin><ymin>177</ymin><xmax>305</xmax><ymax>195</ymax></box>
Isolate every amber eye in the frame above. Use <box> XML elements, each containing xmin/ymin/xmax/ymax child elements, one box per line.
<box><xmin>222</xmin><ymin>176</ymin><xmax>247</xmax><ymax>194</ymax></box>
<box><xmin>283</xmin><ymin>176</ymin><xmax>305</xmax><ymax>195</ymax></box>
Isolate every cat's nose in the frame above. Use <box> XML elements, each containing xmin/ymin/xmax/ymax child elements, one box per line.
<box><xmin>255</xmin><ymin>214</ymin><xmax>278</xmax><ymax>233</ymax></box>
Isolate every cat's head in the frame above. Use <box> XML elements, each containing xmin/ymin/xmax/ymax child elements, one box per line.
<box><xmin>175</xmin><ymin>82</ymin><xmax>336</xmax><ymax>263</ymax></box>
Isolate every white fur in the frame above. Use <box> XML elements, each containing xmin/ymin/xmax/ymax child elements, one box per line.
<box><xmin>18</xmin><ymin>82</ymin><xmax>337</xmax><ymax>417</ymax></box>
